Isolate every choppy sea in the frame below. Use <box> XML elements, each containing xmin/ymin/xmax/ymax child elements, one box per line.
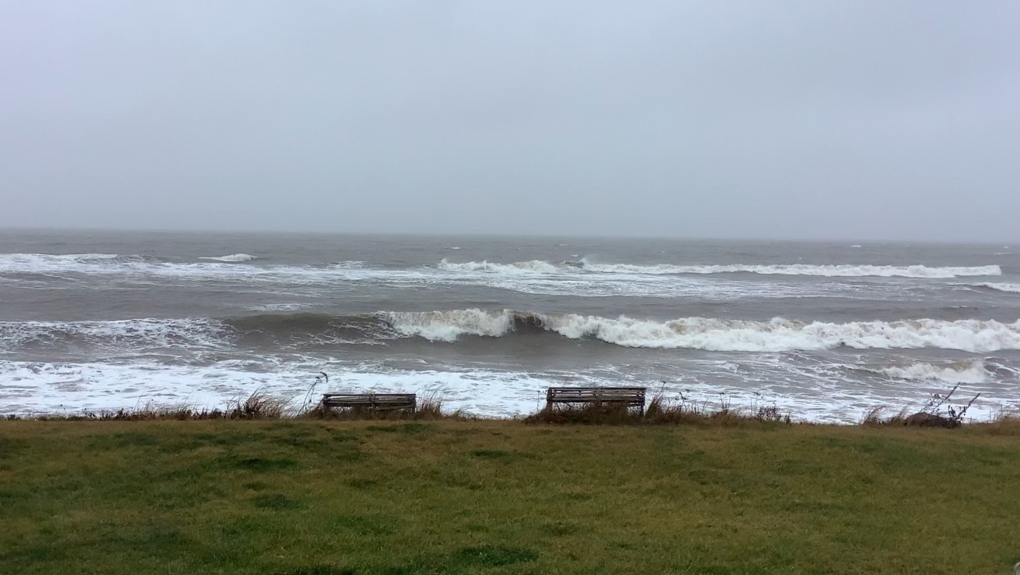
<box><xmin>2</xmin><ymin>229</ymin><xmax>1018</xmax><ymax>422</ymax></box>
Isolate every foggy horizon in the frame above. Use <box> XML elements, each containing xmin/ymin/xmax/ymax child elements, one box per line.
<box><xmin>2</xmin><ymin>2</ymin><xmax>1019</xmax><ymax>242</ymax></box>
<box><xmin>4</xmin><ymin>224</ymin><xmax>1017</xmax><ymax>247</ymax></box>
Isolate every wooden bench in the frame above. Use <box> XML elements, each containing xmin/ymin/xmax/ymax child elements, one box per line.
<box><xmin>320</xmin><ymin>393</ymin><xmax>417</xmax><ymax>413</ymax></box>
<box><xmin>546</xmin><ymin>387</ymin><xmax>647</xmax><ymax>416</ymax></box>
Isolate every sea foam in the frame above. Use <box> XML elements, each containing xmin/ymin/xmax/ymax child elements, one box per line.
<box><xmin>541</xmin><ymin>315</ymin><xmax>1020</xmax><ymax>352</ymax></box>
<box><xmin>438</xmin><ymin>259</ymin><xmax>561</xmax><ymax>274</ymax></box>
<box><xmin>198</xmin><ymin>253</ymin><xmax>257</xmax><ymax>262</ymax></box>
<box><xmin>578</xmin><ymin>260</ymin><xmax>1002</xmax><ymax>278</ymax></box>
<box><xmin>437</xmin><ymin>258</ymin><xmax>1001</xmax><ymax>278</ymax></box>
<box><xmin>876</xmin><ymin>361</ymin><xmax>990</xmax><ymax>384</ymax></box>
<box><xmin>974</xmin><ymin>283</ymin><xmax>1020</xmax><ymax>294</ymax></box>
<box><xmin>0</xmin><ymin>253</ymin><xmax>121</xmax><ymax>274</ymax></box>
<box><xmin>0</xmin><ymin>318</ymin><xmax>230</xmax><ymax>350</ymax></box>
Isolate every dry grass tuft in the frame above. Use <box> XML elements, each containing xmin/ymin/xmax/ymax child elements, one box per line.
<box><xmin>860</xmin><ymin>407</ymin><xmax>908</xmax><ymax>427</ymax></box>
<box><xmin>861</xmin><ymin>386</ymin><xmax>982</xmax><ymax>429</ymax></box>
<box><xmin>524</xmin><ymin>390</ymin><xmax>792</xmax><ymax>427</ymax></box>
<box><xmin>980</xmin><ymin>408</ymin><xmax>1020</xmax><ymax>435</ymax></box>
<box><xmin>416</xmin><ymin>391</ymin><xmax>446</xmax><ymax>419</ymax></box>
<box><xmin>225</xmin><ymin>389</ymin><xmax>288</xmax><ymax>420</ymax></box>
<box><xmin>24</xmin><ymin>390</ymin><xmax>290</xmax><ymax>421</ymax></box>
<box><xmin>33</xmin><ymin>403</ymin><xmax>232</xmax><ymax>421</ymax></box>
<box><xmin>524</xmin><ymin>403</ymin><xmax>640</xmax><ymax>425</ymax></box>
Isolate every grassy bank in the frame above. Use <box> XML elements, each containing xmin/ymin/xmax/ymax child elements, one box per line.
<box><xmin>1</xmin><ymin>420</ymin><xmax>1019</xmax><ymax>574</ymax></box>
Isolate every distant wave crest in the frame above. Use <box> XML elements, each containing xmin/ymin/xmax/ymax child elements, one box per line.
<box><xmin>973</xmin><ymin>283</ymin><xmax>1020</xmax><ymax>294</ymax></box>
<box><xmin>438</xmin><ymin>258</ymin><xmax>560</xmax><ymax>274</ymax></box>
<box><xmin>0</xmin><ymin>253</ymin><xmax>120</xmax><ymax>269</ymax></box>
<box><xmin>0</xmin><ymin>252</ymin><xmax>999</xmax><ymax>282</ymax></box>
<box><xmin>577</xmin><ymin>260</ymin><xmax>1001</xmax><ymax>278</ymax></box>
<box><xmin>438</xmin><ymin>258</ymin><xmax>1001</xmax><ymax>278</ymax></box>
<box><xmin>198</xmin><ymin>253</ymin><xmax>257</xmax><ymax>262</ymax></box>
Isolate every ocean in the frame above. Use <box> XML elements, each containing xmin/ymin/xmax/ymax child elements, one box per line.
<box><xmin>1</xmin><ymin>229</ymin><xmax>1018</xmax><ymax>422</ymax></box>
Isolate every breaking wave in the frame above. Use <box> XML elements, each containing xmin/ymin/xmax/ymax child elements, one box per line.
<box><xmin>974</xmin><ymin>283</ymin><xmax>1020</xmax><ymax>294</ymax></box>
<box><xmin>379</xmin><ymin>309</ymin><xmax>550</xmax><ymax>342</ymax></box>
<box><xmin>438</xmin><ymin>259</ymin><xmax>561</xmax><ymax>274</ymax></box>
<box><xmin>0</xmin><ymin>252</ymin><xmax>258</xmax><ymax>277</ymax></box>
<box><xmin>576</xmin><ymin>261</ymin><xmax>1001</xmax><ymax>278</ymax></box>
<box><xmin>437</xmin><ymin>258</ymin><xmax>1001</xmax><ymax>278</ymax></box>
<box><xmin>5</xmin><ymin>311</ymin><xmax>1020</xmax><ymax>353</ymax></box>
<box><xmin>875</xmin><ymin>361</ymin><xmax>990</xmax><ymax>384</ymax></box>
<box><xmin>0</xmin><ymin>253</ymin><xmax>122</xmax><ymax>274</ymax></box>
<box><xmin>198</xmin><ymin>253</ymin><xmax>257</xmax><ymax>262</ymax></box>
<box><xmin>380</xmin><ymin>310</ymin><xmax>1020</xmax><ymax>352</ymax></box>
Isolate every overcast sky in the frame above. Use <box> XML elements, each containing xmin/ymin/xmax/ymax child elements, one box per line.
<box><xmin>1</xmin><ymin>1</ymin><xmax>1018</xmax><ymax>241</ymax></box>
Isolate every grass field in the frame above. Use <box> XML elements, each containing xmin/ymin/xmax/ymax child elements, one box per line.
<box><xmin>1</xmin><ymin>419</ymin><xmax>1019</xmax><ymax>574</ymax></box>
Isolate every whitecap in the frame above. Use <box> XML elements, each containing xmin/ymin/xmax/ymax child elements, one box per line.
<box><xmin>973</xmin><ymin>283</ymin><xmax>1020</xmax><ymax>294</ymax></box>
<box><xmin>539</xmin><ymin>315</ymin><xmax>1020</xmax><ymax>352</ymax></box>
<box><xmin>378</xmin><ymin>309</ymin><xmax>1020</xmax><ymax>353</ymax></box>
<box><xmin>381</xmin><ymin>309</ymin><xmax>515</xmax><ymax>342</ymax></box>
<box><xmin>198</xmin><ymin>253</ymin><xmax>257</xmax><ymax>262</ymax></box>
<box><xmin>438</xmin><ymin>258</ymin><xmax>561</xmax><ymax>274</ymax></box>
<box><xmin>578</xmin><ymin>259</ymin><xmax>1001</xmax><ymax>278</ymax></box>
<box><xmin>876</xmin><ymin>361</ymin><xmax>990</xmax><ymax>384</ymax></box>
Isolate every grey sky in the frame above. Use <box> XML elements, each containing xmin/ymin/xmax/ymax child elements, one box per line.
<box><xmin>1</xmin><ymin>1</ymin><xmax>1018</xmax><ymax>241</ymax></box>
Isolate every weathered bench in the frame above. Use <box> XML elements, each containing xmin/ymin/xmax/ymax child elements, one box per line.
<box><xmin>320</xmin><ymin>393</ymin><xmax>417</xmax><ymax>413</ymax></box>
<box><xmin>546</xmin><ymin>387</ymin><xmax>646</xmax><ymax>416</ymax></box>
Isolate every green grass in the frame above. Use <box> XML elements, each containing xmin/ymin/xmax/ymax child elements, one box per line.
<box><xmin>1</xmin><ymin>420</ymin><xmax>1019</xmax><ymax>574</ymax></box>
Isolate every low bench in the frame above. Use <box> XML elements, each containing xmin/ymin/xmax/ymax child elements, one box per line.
<box><xmin>546</xmin><ymin>387</ymin><xmax>647</xmax><ymax>416</ymax></box>
<box><xmin>320</xmin><ymin>393</ymin><xmax>417</xmax><ymax>413</ymax></box>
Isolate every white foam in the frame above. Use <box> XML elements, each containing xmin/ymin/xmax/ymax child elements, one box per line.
<box><xmin>247</xmin><ymin>303</ymin><xmax>314</xmax><ymax>312</ymax></box>
<box><xmin>877</xmin><ymin>361</ymin><xmax>990</xmax><ymax>384</ymax></box>
<box><xmin>328</xmin><ymin>261</ymin><xmax>366</xmax><ymax>269</ymax></box>
<box><xmin>0</xmin><ymin>251</ymin><xmax>980</xmax><ymax>303</ymax></box>
<box><xmin>540</xmin><ymin>315</ymin><xmax>1020</xmax><ymax>352</ymax></box>
<box><xmin>975</xmin><ymin>283</ymin><xmax>1020</xmax><ymax>294</ymax></box>
<box><xmin>438</xmin><ymin>258</ymin><xmax>561</xmax><ymax>274</ymax></box>
<box><xmin>0</xmin><ymin>360</ymin><xmax>303</xmax><ymax>415</ymax></box>
<box><xmin>437</xmin><ymin>257</ymin><xmax>1001</xmax><ymax>278</ymax></box>
<box><xmin>0</xmin><ymin>253</ymin><xmax>242</xmax><ymax>277</ymax></box>
<box><xmin>0</xmin><ymin>358</ymin><xmax>1011</xmax><ymax>423</ymax></box>
<box><xmin>198</xmin><ymin>253</ymin><xmax>257</xmax><ymax>262</ymax></box>
<box><xmin>0</xmin><ymin>252</ymin><xmax>353</xmax><ymax>282</ymax></box>
<box><xmin>0</xmin><ymin>253</ymin><xmax>120</xmax><ymax>273</ymax></box>
<box><xmin>0</xmin><ymin>359</ymin><xmax>582</xmax><ymax>418</ymax></box>
<box><xmin>381</xmin><ymin>309</ymin><xmax>515</xmax><ymax>342</ymax></box>
<box><xmin>2</xmin><ymin>252</ymin><xmax>1000</xmax><ymax>286</ymax></box>
<box><xmin>579</xmin><ymin>259</ymin><xmax>1001</xmax><ymax>278</ymax></box>
<box><xmin>0</xmin><ymin>318</ymin><xmax>230</xmax><ymax>350</ymax></box>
